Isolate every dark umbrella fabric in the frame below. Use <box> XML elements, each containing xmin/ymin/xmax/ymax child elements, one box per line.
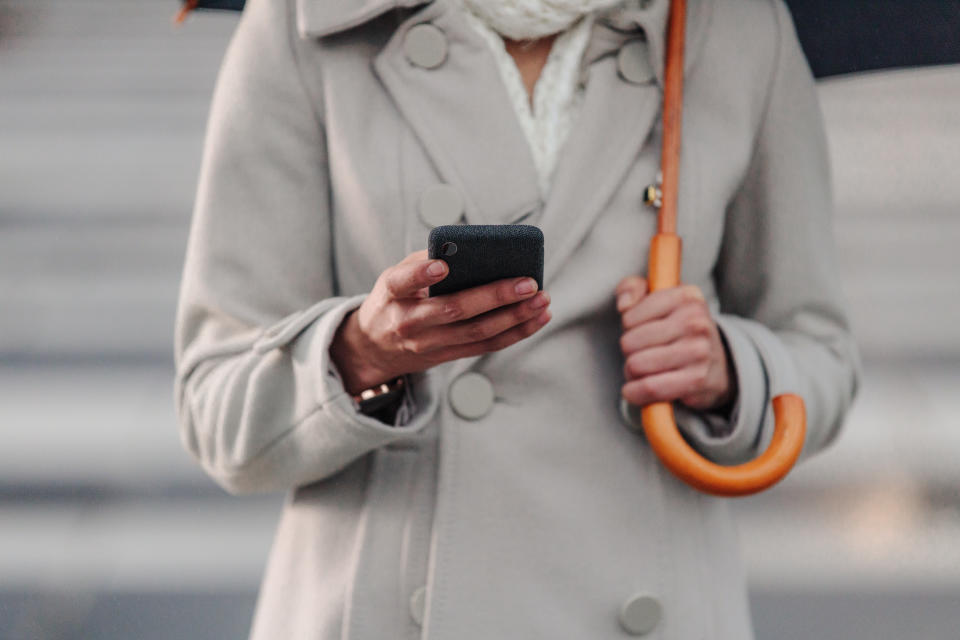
<box><xmin>787</xmin><ymin>0</ymin><xmax>960</xmax><ymax>77</ymax></box>
<box><xmin>176</xmin><ymin>0</ymin><xmax>960</xmax><ymax>77</ymax></box>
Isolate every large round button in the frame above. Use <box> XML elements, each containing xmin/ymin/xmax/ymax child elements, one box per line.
<box><xmin>403</xmin><ymin>23</ymin><xmax>448</xmax><ymax>69</ymax></box>
<box><xmin>448</xmin><ymin>372</ymin><xmax>495</xmax><ymax>420</ymax></box>
<box><xmin>409</xmin><ymin>585</ymin><xmax>426</xmax><ymax>626</ymax></box>
<box><xmin>619</xmin><ymin>593</ymin><xmax>662</xmax><ymax>635</ymax></box>
<box><xmin>418</xmin><ymin>183</ymin><xmax>464</xmax><ymax>227</ymax></box>
<box><xmin>617</xmin><ymin>39</ymin><xmax>655</xmax><ymax>85</ymax></box>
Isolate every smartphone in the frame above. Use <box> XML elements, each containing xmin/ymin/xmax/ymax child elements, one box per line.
<box><xmin>427</xmin><ymin>224</ymin><xmax>544</xmax><ymax>297</ymax></box>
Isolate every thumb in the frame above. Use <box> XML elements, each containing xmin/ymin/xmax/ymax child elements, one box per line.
<box><xmin>615</xmin><ymin>275</ymin><xmax>648</xmax><ymax>311</ymax></box>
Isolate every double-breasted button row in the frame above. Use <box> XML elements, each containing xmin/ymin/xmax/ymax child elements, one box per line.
<box><xmin>418</xmin><ymin>183</ymin><xmax>464</xmax><ymax>227</ymax></box>
<box><xmin>407</xmin><ymin>19</ymin><xmax>652</xmax><ymax>86</ymax></box>
<box><xmin>404</xmin><ymin>22</ymin><xmax>448</xmax><ymax>68</ymax></box>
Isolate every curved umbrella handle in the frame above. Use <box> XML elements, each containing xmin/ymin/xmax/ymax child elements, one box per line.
<box><xmin>640</xmin><ymin>398</ymin><xmax>805</xmax><ymax>496</ymax></box>
<box><xmin>639</xmin><ymin>233</ymin><xmax>806</xmax><ymax>496</ymax></box>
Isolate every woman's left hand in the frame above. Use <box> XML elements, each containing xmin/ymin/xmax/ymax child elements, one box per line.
<box><xmin>615</xmin><ymin>275</ymin><xmax>736</xmax><ymax>412</ymax></box>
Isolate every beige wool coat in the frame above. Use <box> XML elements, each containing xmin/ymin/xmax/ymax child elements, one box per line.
<box><xmin>173</xmin><ymin>0</ymin><xmax>862</xmax><ymax>638</ymax></box>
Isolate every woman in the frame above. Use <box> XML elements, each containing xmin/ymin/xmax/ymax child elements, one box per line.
<box><xmin>173</xmin><ymin>0</ymin><xmax>861</xmax><ymax>638</ymax></box>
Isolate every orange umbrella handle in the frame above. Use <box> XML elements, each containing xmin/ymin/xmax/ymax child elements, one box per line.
<box><xmin>643</xmin><ymin>234</ymin><xmax>807</xmax><ymax>496</ymax></box>
<box><xmin>640</xmin><ymin>0</ymin><xmax>807</xmax><ymax>496</ymax></box>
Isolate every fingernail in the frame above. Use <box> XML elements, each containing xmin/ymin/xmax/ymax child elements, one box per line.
<box><xmin>515</xmin><ymin>279</ymin><xmax>536</xmax><ymax>295</ymax></box>
<box><xmin>617</xmin><ymin>292</ymin><xmax>633</xmax><ymax>310</ymax></box>
<box><xmin>427</xmin><ymin>261</ymin><xmax>446</xmax><ymax>277</ymax></box>
<box><xmin>528</xmin><ymin>292</ymin><xmax>549</xmax><ymax>309</ymax></box>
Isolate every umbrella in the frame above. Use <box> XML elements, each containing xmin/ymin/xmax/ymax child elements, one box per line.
<box><xmin>788</xmin><ymin>0</ymin><xmax>960</xmax><ymax>77</ymax></box>
<box><xmin>640</xmin><ymin>0</ymin><xmax>803</xmax><ymax>497</ymax></box>
<box><xmin>174</xmin><ymin>0</ymin><xmax>960</xmax><ymax>78</ymax></box>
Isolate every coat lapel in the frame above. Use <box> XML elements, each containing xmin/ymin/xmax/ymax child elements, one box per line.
<box><xmin>536</xmin><ymin>0</ymin><xmax>712</xmax><ymax>287</ymax></box>
<box><xmin>372</xmin><ymin>0</ymin><xmax>545</xmax><ymax>226</ymax></box>
<box><xmin>535</xmin><ymin>20</ymin><xmax>662</xmax><ymax>289</ymax></box>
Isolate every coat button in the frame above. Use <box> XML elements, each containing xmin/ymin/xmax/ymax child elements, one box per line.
<box><xmin>403</xmin><ymin>23</ymin><xmax>448</xmax><ymax>69</ymax></box>
<box><xmin>619</xmin><ymin>593</ymin><xmax>662</xmax><ymax>635</ymax></box>
<box><xmin>409</xmin><ymin>585</ymin><xmax>426</xmax><ymax>626</ymax></box>
<box><xmin>617</xmin><ymin>39</ymin><xmax>654</xmax><ymax>85</ymax></box>
<box><xmin>418</xmin><ymin>183</ymin><xmax>464</xmax><ymax>227</ymax></box>
<box><xmin>448</xmin><ymin>372</ymin><xmax>494</xmax><ymax>420</ymax></box>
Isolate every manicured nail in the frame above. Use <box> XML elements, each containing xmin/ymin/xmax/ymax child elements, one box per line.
<box><xmin>427</xmin><ymin>261</ymin><xmax>446</xmax><ymax>277</ymax></box>
<box><xmin>515</xmin><ymin>278</ymin><xmax>536</xmax><ymax>295</ymax></box>
<box><xmin>617</xmin><ymin>292</ymin><xmax>633</xmax><ymax>310</ymax></box>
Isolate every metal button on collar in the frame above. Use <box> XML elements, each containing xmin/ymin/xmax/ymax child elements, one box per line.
<box><xmin>418</xmin><ymin>183</ymin><xmax>464</xmax><ymax>227</ymax></box>
<box><xmin>403</xmin><ymin>22</ymin><xmax>448</xmax><ymax>69</ymax></box>
<box><xmin>409</xmin><ymin>585</ymin><xmax>426</xmax><ymax>626</ymax></box>
<box><xmin>617</xmin><ymin>39</ymin><xmax>655</xmax><ymax>85</ymax></box>
<box><xmin>448</xmin><ymin>372</ymin><xmax>495</xmax><ymax>420</ymax></box>
<box><xmin>619</xmin><ymin>593</ymin><xmax>662</xmax><ymax>635</ymax></box>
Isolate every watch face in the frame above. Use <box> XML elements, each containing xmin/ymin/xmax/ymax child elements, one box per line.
<box><xmin>356</xmin><ymin>378</ymin><xmax>405</xmax><ymax>415</ymax></box>
<box><xmin>358</xmin><ymin>391</ymin><xmax>404</xmax><ymax>419</ymax></box>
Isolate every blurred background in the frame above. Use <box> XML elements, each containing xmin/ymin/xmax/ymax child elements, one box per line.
<box><xmin>1</xmin><ymin>1</ymin><xmax>958</xmax><ymax>638</ymax></box>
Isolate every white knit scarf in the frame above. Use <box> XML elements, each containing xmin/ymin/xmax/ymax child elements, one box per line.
<box><xmin>459</xmin><ymin>0</ymin><xmax>627</xmax><ymax>39</ymax></box>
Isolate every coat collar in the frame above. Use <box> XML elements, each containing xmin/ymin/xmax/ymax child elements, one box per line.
<box><xmin>297</xmin><ymin>0</ymin><xmax>669</xmax><ymax>60</ymax></box>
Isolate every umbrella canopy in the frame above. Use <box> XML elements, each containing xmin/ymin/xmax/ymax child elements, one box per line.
<box><xmin>788</xmin><ymin>0</ymin><xmax>960</xmax><ymax>77</ymax></box>
<box><xmin>176</xmin><ymin>0</ymin><xmax>960</xmax><ymax>78</ymax></box>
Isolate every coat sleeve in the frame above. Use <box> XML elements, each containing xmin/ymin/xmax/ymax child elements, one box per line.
<box><xmin>625</xmin><ymin>0</ymin><xmax>862</xmax><ymax>466</ymax></box>
<box><xmin>173</xmin><ymin>0</ymin><xmax>439</xmax><ymax>496</ymax></box>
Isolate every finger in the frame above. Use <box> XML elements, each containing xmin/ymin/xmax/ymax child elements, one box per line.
<box><xmin>616</xmin><ymin>274</ymin><xmax>647</xmax><ymax>295</ymax></box>
<box><xmin>403</xmin><ymin>276</ymin><xmax>541</xmax><ymax>328</ymax></box>
<box><xmin>621</xmin><ymin>366</ymin><xmax>708</xmax><ymax>406</ymax></box>
<box><xmin>622</xmin><ymin>337</ymin><xmax>711</xmax><ymax>381</ymax></box>
<box><xmin>427</xmin><ymin>309</ymin><xmax>551</xmax><ymax>362</ymax></box>
<box><xmin>615</xmin><ymin>275</ymin><xmax>648</xmax><ymax>311</ymax></box>
<box><xmin>480</xmin><ymin>309</ymin><xmax>551</xmax><ymax>351</ymax></box>
<box><xmin>405</xmin><ymin>293</ymin><xmax>550</xmax><ymax>352</ymax></box>
<box><xmin>400</xmin><ymin>249</ymin><xmax>429</xmax><ymax>264</ymax></box>
<box><xmin>382</xmin><ymin>257</ymin><xmax>448</xmax><ymax>299</ymax></box>
<box><xmin>619</xmin><ymin>313</ymin><xmax>689</xmax><ymax>354</ymax></box>
<box><xmin>620</xmin><ymin>284</ymin><xmax>705</xmax><ymax>330</ymax></box>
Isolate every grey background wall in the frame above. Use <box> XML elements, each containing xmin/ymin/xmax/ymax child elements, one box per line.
<box><xmin>1</xmin><ymin>1</ymin><xmax>959</xmax><ymax>638</ymax></box>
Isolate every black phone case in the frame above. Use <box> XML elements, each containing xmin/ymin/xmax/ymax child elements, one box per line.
<box><xmin>427</xmin><ymin>224</ymin><xmax>544</xmax><ymax>297</ymax></box>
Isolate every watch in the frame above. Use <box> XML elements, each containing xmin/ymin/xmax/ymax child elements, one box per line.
<box><xmin>352</xmin><ymin>375</ymin><xmax>405</xmax><ymax>416</ymax></box>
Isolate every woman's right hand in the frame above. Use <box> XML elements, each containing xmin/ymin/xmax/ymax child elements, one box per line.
<box><xmin>330</xmin><ymin>249</ymin><xmax>552</xmax><ymax>395</ymax></box>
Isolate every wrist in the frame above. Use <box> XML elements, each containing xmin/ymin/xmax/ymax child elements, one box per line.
<box><xmin>330</xmin><ymin>310</ymin><xmax>395</xmax><ymax>395</ymax></box>
<box><xmin>711</xmin><ymin>336</ymin><xmax>739</xmax><ymax>413</ymax></box>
